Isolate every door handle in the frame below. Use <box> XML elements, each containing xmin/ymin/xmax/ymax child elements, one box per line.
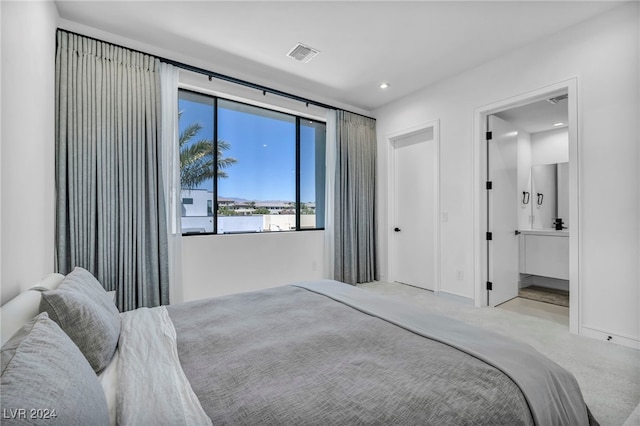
<box><xmin>515</xmin><ymin>230</ymin><xmax>521</xmax><ymax>235</ymax></box>
<box><xmin>394</xmin><ymin>227</ymin><xmax>401</xmax><ymax>232</ymax></box>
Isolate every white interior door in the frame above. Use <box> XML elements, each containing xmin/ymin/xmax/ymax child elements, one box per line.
<box><xmin>392</xmin><ymin>130</ymin><xmax>436</xmax><ymax>290</ymax></box>
<box><xmin>488</xmin><ymin>115</ymin><xmax>519</xmax><ymax>306</ymax></box>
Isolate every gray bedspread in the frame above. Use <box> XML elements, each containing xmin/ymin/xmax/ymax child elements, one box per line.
<box><xmin>167</xmin><ymin>280</ymin><xmax>590</xmax><ymax>425</ymax></box>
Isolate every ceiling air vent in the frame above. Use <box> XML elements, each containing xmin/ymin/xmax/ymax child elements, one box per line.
<box><xmin>286</xmin><ymin>43</ymin><xmax>319</xmax><ymax>63</ymax></box>
<box><xmin>547</xmin><ymin>94</ymin><xmax>568</xmax><ymax>104</ymax></box>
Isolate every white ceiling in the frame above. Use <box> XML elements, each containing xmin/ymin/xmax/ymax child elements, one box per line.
<box><xmin>55</xmin><ymin>1</ymin><xmax>624</xmax><ymax>112</ymax></box>
<box><xmin>495</xmin><ymin>96</ymin><xmax>569</xmax><ymax>134</ymax></box>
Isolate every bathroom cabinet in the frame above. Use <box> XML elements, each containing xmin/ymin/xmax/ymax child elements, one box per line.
<box><xmin>519</xmin><ymin>230</ymin><xmax>569</xmax><ymax>280</ymax></box>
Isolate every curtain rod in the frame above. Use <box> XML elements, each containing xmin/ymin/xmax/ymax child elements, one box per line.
<box><xmin>57</xmin><ymin>28</ymin><xmax>375</xmax><ymax>121</ymax></box>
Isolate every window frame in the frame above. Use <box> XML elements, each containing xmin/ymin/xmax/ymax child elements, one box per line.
<box><xmin>178</xmin><ymin>88</ymin><xmax>326</xmax><ymax>236</ymax></box>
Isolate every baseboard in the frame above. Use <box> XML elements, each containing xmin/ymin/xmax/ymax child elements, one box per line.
<box><xmin>519</xmin><ymin>274</ymin><xmax>569</xmax><ymax>291</ymax></box>
<box><xmin>436</xmin><ymin>291</ymin><xmax>473</xmax><ymax>306</ymax></box>
<box><xmin>581</xmin><ymin>325</ymin><xmax>640</xmax><ymax>350</ymax></box>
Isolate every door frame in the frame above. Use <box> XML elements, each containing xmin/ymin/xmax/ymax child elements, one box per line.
<box><xmin>472</xmin><ymin>78</ymin><xmax>580</xmax><ymax>334</ymax></box>
<box><xmin>386</xmin><ymin>119</ymin><xmax>440</xmax><ymax>293</ymax></box>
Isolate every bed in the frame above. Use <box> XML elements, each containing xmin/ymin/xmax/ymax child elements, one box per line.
<box><xmin>1</xmin><ymin>267</ymin><xmax>596</xmax><ymax>425</ymax></box>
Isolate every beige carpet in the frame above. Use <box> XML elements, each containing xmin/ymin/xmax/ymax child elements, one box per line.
<box><xmin>519</xmin><ymin>285</ymin><xmax>569</xmax><ymax>307</ymax></box>
<box><xmin>498</xmin><ymin>297</ymin><xmax>569</xmax><ymax>326</ymax></box>
<box><xmin>358</xmin><ymin>281</ymin><xmax>640</xmax><ymax>426</ymax></box>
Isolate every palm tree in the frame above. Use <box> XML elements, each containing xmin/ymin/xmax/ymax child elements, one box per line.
<box><xmin>179</xmin><ymin>113</ymin><xmax>237</xmax><ymax>189</ymax></box>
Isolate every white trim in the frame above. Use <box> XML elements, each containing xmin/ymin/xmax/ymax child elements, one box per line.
<box><xmin>581</xmin><ymin>326</ymin><xmax>640</xmax><ymax>350</ymax></box>
<box><xmin>386</xmin><ymin>120</ymin><xmax>441</xmax><ymax>294</ymax></box>
<box><xmin>472</xmin><ymin>78</ymin><xmax>581</xmax><ymax>335</ymax></box>
<box><xmin>567</xmin><ymin>79</ymin><xmax>581</xmax><ymax>335</ymax></box>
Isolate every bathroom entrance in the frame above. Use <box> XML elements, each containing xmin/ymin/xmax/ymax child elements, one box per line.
<box><xmin>474</xmin><ymin>80</ymin><xmax>580</xmax><ymax>333</ymax></box>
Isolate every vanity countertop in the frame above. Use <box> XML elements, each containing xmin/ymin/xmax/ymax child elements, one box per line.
<box><xmin>519</xmin><ymin>229</ymin><xmax>569</xmax><ymax>237</ymax></box>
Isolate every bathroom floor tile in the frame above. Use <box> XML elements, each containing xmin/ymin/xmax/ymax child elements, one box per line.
<box><xmin>519</xmin><ymin>285</ymin><xmax>569</xmax><ymax>307</ymax></box>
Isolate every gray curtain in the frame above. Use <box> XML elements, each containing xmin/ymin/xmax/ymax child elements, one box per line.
<box><xmin>55</xmin><ymin>30</ymin><xmax>169</xmax><ymax>311</ymax></box>
<box><xmin>334</xmin><ymin>110</ymin><xmax>378</xmax><ymax>284</ymax></box>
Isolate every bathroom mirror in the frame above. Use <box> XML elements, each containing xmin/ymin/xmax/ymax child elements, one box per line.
<box><xmin>529</xmin><ymin>162</ymin><xmax>569</xmax><ymax>230</ymax></box>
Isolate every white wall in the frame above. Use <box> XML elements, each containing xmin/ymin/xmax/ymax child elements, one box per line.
<box><xmin>374</xmin><ymin>3</ymin><xmax>639</xmax><ymax>345</ymax></box>
<box><xmin>1</xmin><ymin>1</ymin><xmax>58</xmax><ymax>305</ymax></box>
<box><xmin>181</xmin><ymin>231</ymin><xmax>324</xmax><ymax>301</ymax></box>
<box><xmin>531</xmin><ymin>128</ymin><xmax>569</xmax><ymax>165</ymax></box>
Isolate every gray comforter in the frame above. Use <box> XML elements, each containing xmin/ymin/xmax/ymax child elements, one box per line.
<box><xmin>167</xmin><ymin>280</ymin><xmax>591</xmax><ymax>425</ymax></box>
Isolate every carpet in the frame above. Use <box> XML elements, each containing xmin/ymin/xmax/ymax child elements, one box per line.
<box><xmin>358</xmin><ymin>281</ymin><xmax>640</xmax><ymax>426</ymax></box>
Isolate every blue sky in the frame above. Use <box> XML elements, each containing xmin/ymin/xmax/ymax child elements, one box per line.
<box><xmin>178</xmin><ymin>95</ymin><xmax>319</xmax><ymax>203</ymax></box>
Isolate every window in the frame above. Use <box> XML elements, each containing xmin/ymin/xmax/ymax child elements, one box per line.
<box><xmin>178</xmin><ymin>89</ymin><xmax>326</xmax><ymax>235</ymax></box>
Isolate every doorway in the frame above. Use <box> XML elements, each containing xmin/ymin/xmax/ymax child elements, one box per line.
<box><xmin>388</xmin><ymin>121</ymin><xmax>440</xmax><ymax>292</ymax></box>
<box><xmin>474</xmin><ymin>79</ymin><xmax>580</xmax><ymax>334</ymax></box>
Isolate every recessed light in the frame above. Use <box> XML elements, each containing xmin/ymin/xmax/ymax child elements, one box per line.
<box><xmin>379</xmin><ymin>83</ymin><xmax>390</xmax><ymax>89</ymax></box>
<box><xmin>553</xmin><ymin>122</ymin><xmax>565</xmax><ymax>127</ymax></box>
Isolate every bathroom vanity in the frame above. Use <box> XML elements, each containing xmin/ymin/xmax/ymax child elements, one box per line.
<box><xmin>519</xmin><ymin>229</ymin><xmax>569</xmax><ymax>280</ymax></box>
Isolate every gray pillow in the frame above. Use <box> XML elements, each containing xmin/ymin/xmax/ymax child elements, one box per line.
<box><xmin>1</xmin><ymin>312</ymin><xmax>109</xmax><ymax>425</ymax></box>
<box><xmin>40</xmin><ymin>267</ymin><xmax>120</xmax><ymax>374</ymax></box>
<box><xmin>57</xmin><ymin>267</ymin><xmax>117</xmax><ymax>313</ymax></box>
